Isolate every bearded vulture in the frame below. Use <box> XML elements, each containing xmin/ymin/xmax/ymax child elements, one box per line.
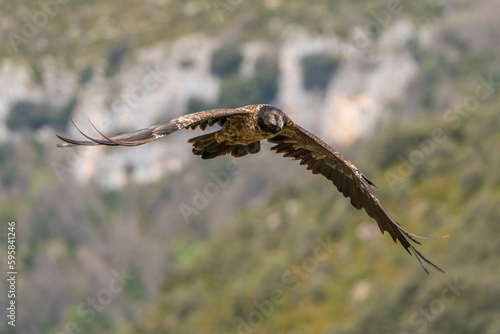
<box><xmin>57</xmin><ymin>104</ymin><xmax>446</xmax><ymax>273</ymax></box>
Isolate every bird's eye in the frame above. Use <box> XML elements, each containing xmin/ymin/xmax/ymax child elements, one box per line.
<box><xmin>268</xmin><ymin>114</ymin><xmax>277</xmax><ymax>126</ymax></box>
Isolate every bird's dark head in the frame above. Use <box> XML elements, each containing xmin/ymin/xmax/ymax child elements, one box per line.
<box><xmin>257</xmin><ymin>105</ymin><xmax>287</xmax><ymax>134</ymax></box>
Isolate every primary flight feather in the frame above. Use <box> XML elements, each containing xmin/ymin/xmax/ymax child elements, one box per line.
<box><xmin>57</xmin><ymin>104</ymin><xmax>446</xmax><ymax>273</ymax></box>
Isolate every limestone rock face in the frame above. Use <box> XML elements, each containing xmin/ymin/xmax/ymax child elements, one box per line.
<box><xmin>1</xmin><ymin>21</ymin><xmax>421</xmax><ymax>188</ymax></box>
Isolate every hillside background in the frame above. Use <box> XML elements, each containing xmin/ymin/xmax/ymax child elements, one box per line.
<box><xmin>0</xmin><ymin>0</ymin><xmax>499</xmax><ymax>333</ymax></box>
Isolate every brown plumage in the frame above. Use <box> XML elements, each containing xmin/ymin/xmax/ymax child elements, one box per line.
<box><xmin>57</xmin><ymin>104</ymin><xmax>446</xmax><ymax>273</ymax></box>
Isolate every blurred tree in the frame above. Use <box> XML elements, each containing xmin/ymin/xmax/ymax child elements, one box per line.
<box><xmin>301</xmin><ymin>53</ymin><xmax>339</xmax><ymax>91</ymax></box>
<box><xmin>217</xmin><ymin>53</ymin><xmax>279</xmax><ymax>108</ymax></box>
<box><xmin>7</xmin><ymin>97</ymin><xmax>77</xmax><ymax>132</ymax></box>
<box><xmin>186</xmin><ymin>96</ymin><xmax>215</xmax><ymax>114</ymax></box>
<box><xmin>218</xmin><ymin>72</ymin><xmax>277</xmax><ymax>108</ymax></box>
<box><xmin>106</xmin><ymin>41</ymin><xmax>129</xmax><ymax>77</ymax></box>
<box><xmin>210</xmin><ymin>45</ymin><xmax>243</xmax><ymax>78</ymax></box>
<box><xmin>7</xmin><ymin>101</ymin><xmax>51</xmax><ymax>131</ymax></box>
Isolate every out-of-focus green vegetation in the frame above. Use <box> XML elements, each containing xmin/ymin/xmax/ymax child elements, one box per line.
<box><xmin>210</xmin><ymin>45</ymin><xmax>244</xmax><ymax>78</ymax></box>
<box><xmin>218</xmin><ymin>69</ymin><xmax>279</xmax><ymax>108</ymax></box>
<box><xmin>2</xmin><ymin>0</ymin><xmax>444</xmax><ymax>68</ymax></box>
<box><xmin>301</xmin><ymin>53</ymin><xmax>340</xmax><ymax>91</ymax></box>
<box><xmin>130</xmin><ymin>90</ymin><xmax>500</xmax><ymax>333</ymax></box>
<box><xmin>7</xmin><ymin>97</ymin><xmax>76</xmax><ymax>131</ymax></box>
<box><xmin>2</xmin><ymin>0</ymin><xmax>499</xmax><ymax>333</ymax></box>
<box><xmin>214</xmin><ymin>45</ymin><xmax>279</xmax><ymax>108</ymax></box>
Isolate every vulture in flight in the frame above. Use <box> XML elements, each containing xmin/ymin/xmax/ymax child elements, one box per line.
<box><xmin>57</xmin><ymin>104</ymin><xmax>446</xmax><ymax>273</ymax></box>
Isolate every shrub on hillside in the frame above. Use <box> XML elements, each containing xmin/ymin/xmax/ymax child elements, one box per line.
<box><xmin>7</xmin><ymin>97</ymin><xmax>77</xmax><ymax>131</ymax></box>
<box><xmin>217</xmin><ymin>54</ymin><xmax>279</xmax><ymax>108</ymax></box>
<box><xmin>301</xmin><ymin>53</ymin><xmax>339</xmax><ymax>91</ymax></box>
<box><xmin>210</xmin><ymin>45</ymin><xmax>243</xmax><ymax>78</ymax></box>
<box><xmin>186</xmin><ymin>96</ymin><xmax>215</xmax><ymax>114</ymax></box>
<box><xmin>218</xmin><ymin>72</ymin><xmax>278</xmax><ymax>108</ymax></box>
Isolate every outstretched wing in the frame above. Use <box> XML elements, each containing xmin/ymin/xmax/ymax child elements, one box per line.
<box><xmin>56</xmin><ymin>108</ymin><xmax>253</xmax><ymax>147</ymax></box>
<box><xmin>269</xmin><ymin>120</ymin><xmax>446</xmax><ymax>274</ymax></box>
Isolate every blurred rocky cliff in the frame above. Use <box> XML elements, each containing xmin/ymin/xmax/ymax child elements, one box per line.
<box><xmin>1</xmin><ymin>17</ymin><xmax>425</xmax><ymax>188</ymax></box>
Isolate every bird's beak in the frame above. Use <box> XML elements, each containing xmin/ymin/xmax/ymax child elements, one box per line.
<box><xmin>278</xmin><ymin>118</ymin><xmax>286</xmax><ymax>130</ymax></box>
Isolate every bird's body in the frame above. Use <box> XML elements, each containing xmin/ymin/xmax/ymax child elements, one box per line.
<box><xmin>57</xmin><ymin>104</ymin><xmax>446</xmax><ymax>273</ymax></box>
<box><xmin>216</xmin><ymin>114</ymin><xmax>262</xmax><ymax>144</ymax></box>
